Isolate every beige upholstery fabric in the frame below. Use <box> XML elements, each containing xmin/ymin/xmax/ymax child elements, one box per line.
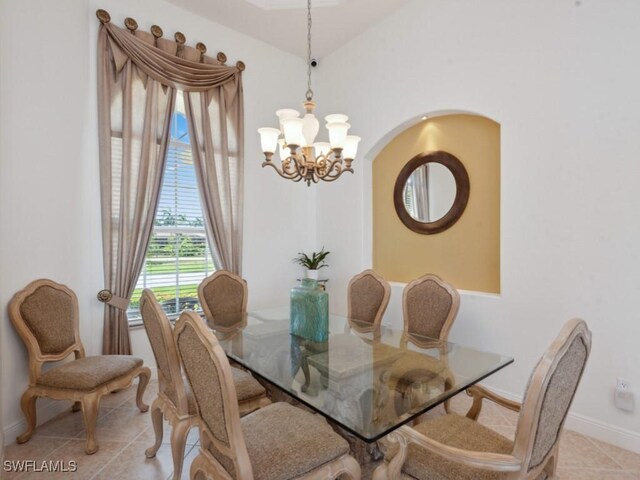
<box><xmin>523</xmin><ymin>336</ymin><xmax>588</xmax><ymax>470</ymax></box>
<box><xmin>241</xmin><ymin>402</ymin><xmax>349</xmax><ymax>480</ymax></box>
<box><xmin>19</xmin><ymin>286</ymin><xmax>76</xmax><ymax>355</ymax></box>
<box><xmin>201</xmin><ymin>275</ymin><xmax>244</xmax><ymax>317</ymax></box>
<box><xmin>231</xmin><ymin>367</ymin><xmax>266</xmax><ymax>401</ymax></box>
<box><xmin>37</xmin><ymin>355</ymin><xmax>143</xmax><ymax>391</ymax></box>
<box><xmin>405</xmin><ymin>279</ymin><xmax>453</xmax><ymax>339</ymax></box>
<box><xmin>140</xmin><ymin>298</ymin><xmax>180</xmax><ymax>399</ymax></box>
<box><xmin>349</xmin><ymin>274</ymin><xmax>386</xmax><ymax>324</ymax></box>
<box><xmin>176</xmin><ymin>323</ymin><xmax>235</xmax><ymax>474</ymax></box>
<box><xmin>397</xmin><ymin>414</ymin><xmax>513</xmax><ymax>480</ymax></box>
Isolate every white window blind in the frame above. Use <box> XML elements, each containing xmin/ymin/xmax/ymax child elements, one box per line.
<box><xmin>127</xmin><ymin>94</ymin><xmax>214</xmax><ymax>322</ymax></box>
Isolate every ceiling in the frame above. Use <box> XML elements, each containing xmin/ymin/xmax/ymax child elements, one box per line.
<box><xmin>164</xmin><ymin>0</ymin><xmax>411</xmax><ymax>58</ymax></box>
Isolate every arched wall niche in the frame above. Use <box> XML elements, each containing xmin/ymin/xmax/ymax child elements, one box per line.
<box><xmin>368</xmin><ymin>111</ymin><xmax>501</xmax><ymax>294</ymax></box>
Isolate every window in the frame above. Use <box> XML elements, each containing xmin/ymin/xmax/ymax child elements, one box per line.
<box><xmin>127</xmin><ymin>93</ymin><xmax>215</xmax><ymax>322</ymax></box>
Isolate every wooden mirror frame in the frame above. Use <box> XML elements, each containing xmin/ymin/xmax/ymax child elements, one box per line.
<box><xmin>393</xmin><ymin>151</ymin><xmax>470</xmax><ymax>234</ymax></box>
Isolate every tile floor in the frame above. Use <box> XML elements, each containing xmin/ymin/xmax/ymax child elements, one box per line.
<box><xmin>2</xmin><ymin>380</ymin><xmax>639</xmax><ymax>479</ymax></box>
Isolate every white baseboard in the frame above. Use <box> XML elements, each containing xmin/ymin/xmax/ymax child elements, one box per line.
<box><xmin>2</xmin><ymin>399</ymin><xmax>71</xmax><ymax>448</ymax></box>
<box><xmin>486</xmin><ymin>385</ymin><xmax>640</xmax><ymax>454</ymax></box>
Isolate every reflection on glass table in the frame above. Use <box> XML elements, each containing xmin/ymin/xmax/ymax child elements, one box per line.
<box><xmin>204</xmin><ymin>307</ymin><xmax>513</xmax><ymax>443</ymax></box>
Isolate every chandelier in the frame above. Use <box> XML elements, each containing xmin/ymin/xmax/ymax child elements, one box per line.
<box><xmin>258</xmin><ymin>0</ymin><xmax>360</xmax><ymax>186</ymax></box>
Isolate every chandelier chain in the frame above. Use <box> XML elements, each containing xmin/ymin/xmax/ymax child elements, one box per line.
<box><xmin>305</xmin><ymin>0</ymin><xmax>313</xmax><ymax>101</ymax></box>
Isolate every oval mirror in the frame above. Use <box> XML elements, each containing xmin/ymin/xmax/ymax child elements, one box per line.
<box><xmin>394</xmin><ymin>151</ymin><xmax>470</xmax><ymax>234</ymax></box>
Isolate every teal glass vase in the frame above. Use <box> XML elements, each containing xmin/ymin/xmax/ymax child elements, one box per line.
<box><xmin>290</xmin><ymin>278</ymin><xmax>329</xmax><ymax>342</ymax></box>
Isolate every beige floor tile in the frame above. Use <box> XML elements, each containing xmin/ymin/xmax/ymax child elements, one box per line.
<box><xmin>557</xmin><ymin>467</ymin><xmax>640</xmax><ymax>479</ymax></box>
<box><xmin>586</xmin><ymin>437</ymin><xmax>640</xmax><ymax>473</ymax></box>
<box><xmin>74</xmin><ymin>405</ymin><xmax>151</xmax><ymax>444</ymax></box>
<box><xmin>34</xmin><ymin>409</ymin><xmax>98</xmax><ymax>440</ymax></box>
<box><xmin>134</xmin><ymin>420</ymin><xmax>199</xmax><ymax>447</ymax></box>
<box><xmin>97</xmin><ymin>388</ymin><xmax>136</xmax><ymax>409</ymax></box>
<box><xmin>18</xmin><ymin>439</ymin><xmax>128</xmax><ymax>480</ymax></box>
<box><xmin>118</xmin><ymin>382</ymin><xmax>159</xmax><ymax>410</ymax></box>
<box><xmin>559</xmin><ymin>430</ymin><xmax>622</xmax><ymax>469</ymax></box>
<box><xmin>1</xmin><ymin>437</ymin><xmax>70</xmax><ymax>479</ymax></box>
<box><xmin>93</xmin><ymin>441</ymin><xmax>189</xmax><ymax>480</ymax></box>
<box><xmin>178</xmin><ymin>445</ymin><xmax>200</xmax><ymax>480</ymax></box>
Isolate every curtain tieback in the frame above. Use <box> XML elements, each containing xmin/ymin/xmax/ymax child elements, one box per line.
<box><xmin>97</xmin><ymin>289</ymin><xmax>130</xmax><ymax>310</ymax></box>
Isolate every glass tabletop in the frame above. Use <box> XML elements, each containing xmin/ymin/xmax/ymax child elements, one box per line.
<box><xmin>206</xmin><ymin>307</ymin><xmax>513</xmax><ymax>443</ymax></box>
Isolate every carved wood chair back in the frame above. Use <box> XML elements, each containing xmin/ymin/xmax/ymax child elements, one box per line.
<box><xmin>198</xmin><ymin>270</ymin><xmax>248</xmax><ymax>320</ymax></box>
<box><xmin>401</xmin><ymin>274</ymin><xmax>460</xmax><ymax>348</ymax></box>
<box><xmin>512</xmin><ymin>318</ymin><xmax>591</xmax><ymax>475</ymax></box>
<box><xmin>140</xmin><ymin>289</ymin><xmax>190</xmax><ymax>415</ymax></box>
<box><xmin>174</xmin><ymin>310</ymin><xmax>253</xmax><ymax>478</ymax></box>
<box><xmin>9</xmin><ymin>278</ymin><xmax>86</xmax><ymax>383</ymax></box>
<box><xmin>347</xmin><ymin>269</ymin><xmax>391</xmax><ymax>328</ymax></box>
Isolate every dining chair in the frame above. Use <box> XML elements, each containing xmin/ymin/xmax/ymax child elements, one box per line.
<box><xmin>373</xmin><ymin>318</ymin><xmax>592</xmax><ymax>480</ymax></box>
<box><xmin>140</xmin><ymin>290</ymin><xmax>270</xmax><ymax>480</ymax></box>
<box><xmin>388</xmin><ymin>274</ymin><xmax>460</xmax><ymax>416</ymax></box>
<box><xmin>8</xmin><ymin>279</ymin><xmax>151</xmax><ymax>454</ymax></box>
<box><xmin>174</xmin><ymin>310</ymin><xmax>362</xmax><ymax>480</ymax></box>
<box><xmin>198</xmin><ymin>270</ymin><xmax>248</xmax><ymax>320</ymax></box>
<box><xmin>347</xmin><ymin>269</ymin><xmax>391</xmax><ymax>328</ymax></box>
<box><xmin>401</xmin><ymin>273</ymin><xmax>460</xmax><ymax>348</ymax></box>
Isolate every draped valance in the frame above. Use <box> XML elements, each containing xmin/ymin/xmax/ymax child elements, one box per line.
<box><xmin>98</xmin><ymin>9</ymin><xmax>244</xmax><ymax>98</ymax></box>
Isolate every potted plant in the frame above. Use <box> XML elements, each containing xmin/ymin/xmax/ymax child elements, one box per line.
<box><xmin>293</xmin><ymin>247</ymin><xmax>330</xmax><ymax>280</ymax></box>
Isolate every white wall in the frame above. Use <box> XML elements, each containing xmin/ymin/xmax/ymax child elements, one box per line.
<box><xmin>0</xmin><ymin>0</ymin><xmax>311</xmax><ymax>442</ymax></box>
<box><xmin>315</xmin><ymin>0</ymin><xmax>640</xmax><ymax>451</ymax></box>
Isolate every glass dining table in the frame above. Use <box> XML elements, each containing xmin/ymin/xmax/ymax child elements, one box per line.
<box><xmin>205</xmin><ymin>307</ymin><xmax>513</xmax><ymax>451</ymax></box>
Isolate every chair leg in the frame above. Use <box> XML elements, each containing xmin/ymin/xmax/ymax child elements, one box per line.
<box><xmin>544</xmin><ymin>444</ymin><xmax>560</xmax><ymax>479</ymax></box>
<box><xmin>16</xmin><ymin>389</ymin><xmax>38</xmax><ymax>444</ymax></box>
<box><xmin>72</xmin><ymin>401</ymin><xmax>82</xmax><ymax>412</ymax></box>
<box><xmin>170</xmin><ymin>418</ymin><xmax>192</xmax><ymax>480</ymax></box>
<box><xmin>145</xmin><ymin>399</ymin><xmax>164</xmax><ymax>458</ymax></box>
<box><xmin>336</xmin><ymin>455</ymin><xmax>362</xmax><ymax>479</ymax></box>
<box><xmin>81</xmin><ymin>393</ymin><xmax>101</xmax><ymax>455</ymax></box>
<box><xmin>136</xmin><ymin>367</ymin><xmax>151</xmax><ymax>412</ymax></box>
<box><xmin>190</xmin><ymin>453</ymin><xmax>209</xmax><ymax>480</ymax></box>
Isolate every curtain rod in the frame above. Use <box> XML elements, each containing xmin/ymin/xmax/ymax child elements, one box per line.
<box><xmin>95</xmin><ymin>9</ymin><xmax>245</xmax><ymax>71</ymax></box>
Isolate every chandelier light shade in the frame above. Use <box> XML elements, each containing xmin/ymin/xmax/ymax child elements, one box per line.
<box><xmin>258</xmin><ymin>0</ymin><xmax>359</xmax><ymax>186</ymax></box>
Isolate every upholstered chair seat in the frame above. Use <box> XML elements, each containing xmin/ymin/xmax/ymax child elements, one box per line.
<box><xmin>37</xmin><ymin>355</ymin><xmax>143</xmax><ymax>391</ymax></box>
<box><xmin>240</xmin><ymin>402</ymin><xmax>350</xmax><ymax>480</ymax></box>
<box><xmin>174</xmin><ymin>310</ymin><xmax>361</xmax><ymax>479</ymax></box>
<box><xmin>374</xmin><ymin>319</ymin><xmax>591</xmax><ymax>480</ymax></box>
<box><xmin>390</xmin><ymin>414</ymin><xmax>514</xmax><ymax>480</ymax></box>
<box><xmin>9</xmin><ymin>279</ymin><xmax>151</xmax><ymax>455</ymax></box>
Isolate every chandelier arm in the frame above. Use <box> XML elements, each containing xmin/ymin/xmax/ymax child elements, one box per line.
<box><xmin>262</xmin><ymin>160</ymin><xmax>302</xmax><ymax>181</ymax></box>
<box><xmin>315</xmin><ymin>159</ymin><xmax>343</xmax><ymax>180</ymax></box>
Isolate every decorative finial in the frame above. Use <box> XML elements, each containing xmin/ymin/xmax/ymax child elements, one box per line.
<box><xmin>236</xmin><ymin>61</ymin><xmax>246</xmax><ymax>71</ymax></box>
<box><xmin>217</xmin><ymin>52</ymin><xmax>227</xmax><ymax>64</ymax></box>
<box><xmin>96</xmin><ymin>9</ymin><xmax>111</xmax><ymax>24</ymax></box>
<box><xmin>174</xmin><ymin>32</ymin><xmax>186</xmax><ymax>44</ymax></box>
<box><xmin>150</xmin><ymin>25</ymin><xmax>163</xmax><ymax>38</ymax></box>
<box><xmin>124</xmin><ymin>17</ymin><xmax>138</xmax><ymax>31</ymax></box>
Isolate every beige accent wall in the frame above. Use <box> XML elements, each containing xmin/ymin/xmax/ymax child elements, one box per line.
<box><xmin>373</xmin><ymin>114</ymin><xmax>500</xmax><ymax>293</ymax></box>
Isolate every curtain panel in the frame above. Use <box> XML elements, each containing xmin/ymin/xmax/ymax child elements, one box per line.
<box><xmin>97</xmin><ymin>14</ymin><xmax>244</xmax><ymax>354</ymax></box>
